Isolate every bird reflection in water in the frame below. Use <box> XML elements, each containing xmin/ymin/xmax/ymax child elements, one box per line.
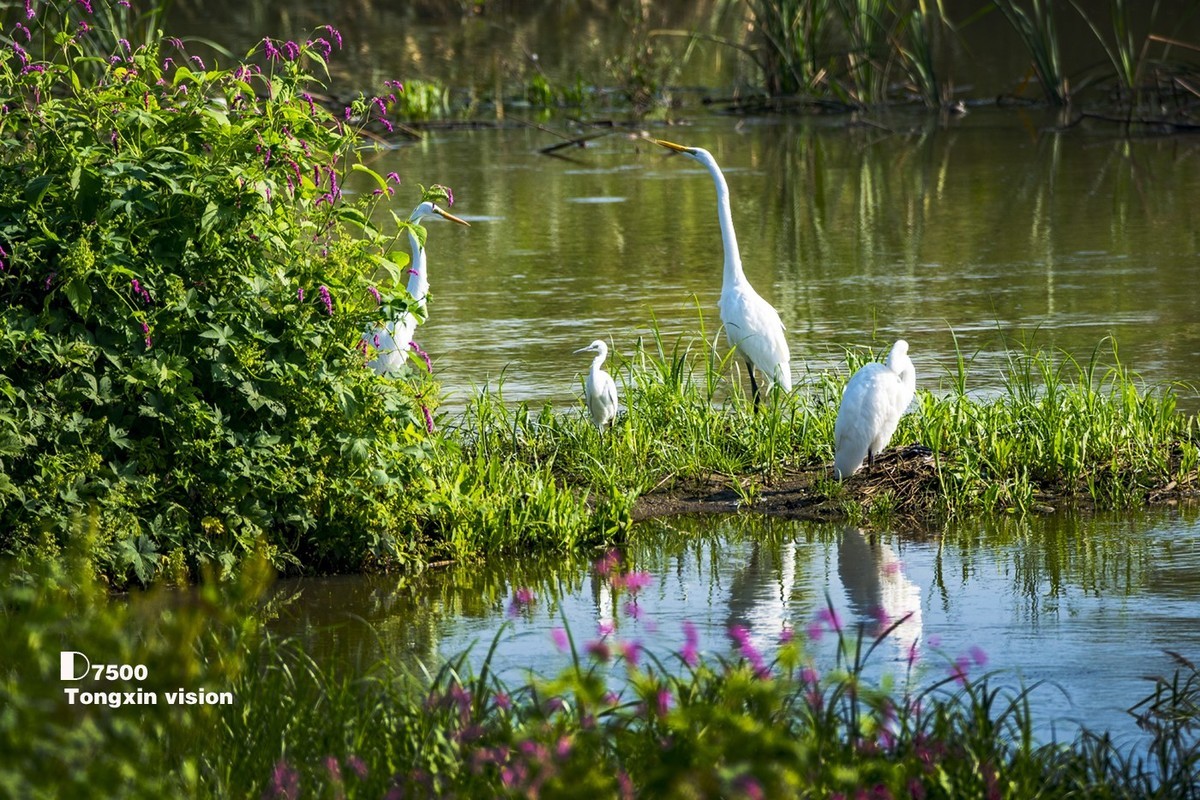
<box><xmin>724</xmin><ymin>537</ymin><xmax>799</xmax><ymax>654</ymax></box>
<box><xmin>837</xmin><ymin>527</ymin><xmax>923</xmax><ymax>661</ymax></box>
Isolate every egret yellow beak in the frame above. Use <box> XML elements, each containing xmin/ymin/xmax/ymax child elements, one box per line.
<box><xmin>434</xmin><ymin>206</ymin><xmax>471</xmax><ymax>227</ymax></box>
<box><xmin>653</xmin><ymin>139</ymin><xmax>693</xmax><ymax>154</ymax></box>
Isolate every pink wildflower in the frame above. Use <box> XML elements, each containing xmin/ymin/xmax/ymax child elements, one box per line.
<box><xmin>680</xmin><ymin>621</ymin><xmax>699</xmax><ymax>667</ymax></box>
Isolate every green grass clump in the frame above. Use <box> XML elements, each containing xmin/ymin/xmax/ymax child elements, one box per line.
<box><xmin>916</xmin><ymin>339</ymin><xmax>1199</xmax><ymax>516</ymax></box>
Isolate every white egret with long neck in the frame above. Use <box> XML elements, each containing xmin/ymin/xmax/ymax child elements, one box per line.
<box><xmin>654</xmin><ymin>139</ymin><xmax>792</xmax><ymax>407</ymax></box>
<box><xmin>574</xmin><ymin>339</ymin><xmax>618</xmax><ymax>430</ymax></box>
<box><xmin>833</xmin><ymin>340</ymin><xmax>916</xmax><ymax>479</ymax></box>
<box><xmin>365</xmin><ymin>201</ymin><xmax>469</xmax><ymax>375</ymax></box>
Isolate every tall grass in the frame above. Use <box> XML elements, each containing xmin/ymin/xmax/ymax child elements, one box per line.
<box><xmin>991</xmin><ymin>0</ymin><xmax>1070</xmax><ymax>104</ymax></box>
<box><xmin>443</xmin><ymin>328</ymin><xmax>1196</xmax><ymax>552</ymax></box>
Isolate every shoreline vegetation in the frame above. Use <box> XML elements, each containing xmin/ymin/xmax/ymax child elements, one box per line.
<box><xmin>3</xmin><ymin>2</ymin><xmax>1200</xmax><ymax>796</ymax></box>
<box><xmin>5</xmin><ymin>542</ymin><xmax>1200</xmax><ymax>798</ymax></box>
<box><xmin>0</xmin><ymin>0</ymin><xmax>1197</xmax><ymax>585</ymax></box>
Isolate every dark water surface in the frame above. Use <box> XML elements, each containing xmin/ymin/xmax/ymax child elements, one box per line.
<box><xmin>274</xmin><ymin>510</ymin><xmax>1200</xmax><ymax>748</ymax></box>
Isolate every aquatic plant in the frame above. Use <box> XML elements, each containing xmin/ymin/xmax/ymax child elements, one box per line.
<box><xmin>992</xmin><ymin>0</ymin><xmax>1070</xmax><ymax>104</ymax></box>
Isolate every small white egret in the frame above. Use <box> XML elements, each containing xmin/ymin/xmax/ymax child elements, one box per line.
<box><xmin>833</xmin><ymin>340</ymin><xmax>916</xmax><ymax>480</ymax></box>
<box><xmin>654</xmin><ymin>139</ymin><xmax>792</xmax><ymax>407</ymax></box>
<box><xmin>574</xmin><ymin>340</ymin><xmax>618</xmax><ymax>430</ymax></box>
<box><xmin>365</xmin><ymin>201</ymin><xmax>469</xmax><ymax>375</ymax></box>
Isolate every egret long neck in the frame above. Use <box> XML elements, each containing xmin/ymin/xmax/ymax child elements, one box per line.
<box><xmin>702</xmin><ymin>157</ymin><xmax>747</xmax><ymax>289</ymax></box>
<box><xmin>405</xmin><ymin>228</ymin><xmax>429</xmax><ymax>310</ymax></box>
<box><xmin>591</xmin><ymin>353</ymin><xmax>606</xmax><ymax>376</ymax></box>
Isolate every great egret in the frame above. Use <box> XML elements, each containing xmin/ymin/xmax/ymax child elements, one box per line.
<box><xmin>574</xmin><ymin>340</ymin><xmax>618</xmax><ymax>430</ymax></box>
<box><xmin>365</xmin><ymin>201</ymin><xmax>469</xmax><ymax>375</ymax></box>
<box><xmin>654</xmin><ymin>139</ymin><xmax>792</xmax><ymax>407</ymax></box>
<box><xmin>833</xmin><ymin>340</ymin><xmax>916</xmax><ymax>480</ymax></box>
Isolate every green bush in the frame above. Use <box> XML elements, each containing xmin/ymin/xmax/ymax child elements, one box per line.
<box><xmin>0</xmin><ymin>1</ymin><xmax>442</xmax><ymax>584</ymax></box>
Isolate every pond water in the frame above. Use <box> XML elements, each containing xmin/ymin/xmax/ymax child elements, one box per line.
<box><xmin>273</xmin><ymin>509</ymin><xmax>1200</xmax><ymax>748</ymax></box>
<box><xmin>349</xmin><ymin>110</ymin><xmax>1200</xmax><ymax>415</ymax></box>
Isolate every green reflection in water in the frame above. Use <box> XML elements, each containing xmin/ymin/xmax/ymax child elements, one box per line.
<box><xmin>340</xmin><ymin>111</ymin><xmax>1200</xmax><ymax>416</ymax></box>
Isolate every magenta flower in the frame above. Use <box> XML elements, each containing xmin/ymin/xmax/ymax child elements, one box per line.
<box><xmin>586</xmin><ymin>639</ymin><xmax>611</xmax><ymax>662</ymax></box>
<box><xmin>680</xmin><ymin>621</ymin><xmax>699</xmax><ymax>667</ymax></box>
<box><xmin>618</xmin><ymin>640</ymin><xmax>641</xmax><ymax>668</ymax></box>
<box><xmin>728</xmin><ymin>625</ymin><xmax>769</xmax><ymax>678</ymax></box>
<box><xmin>969</xmin><ymin>645</ymin><xmax>988</xmax><ymax>667</ymax></box>
<box><xmin>421</xmin><ymin>404</ymin><xmax>434</xmax><ymax>434</ymax></box>
<box><xmin>493</xmin><ymin>692</ymin><xmax>511</xmax><ymax>710</ymax></box>
<box><xmin>597</xmin><ymin>619</ymin><xmax>615</xmax><ymax>637</ymax></box>
<box><xmin>594</xmin><ymin>549</ymin><xmax>620</xmax><ymax>577</ymax></box>
<box><xmin>318</xmin><ymin>284</ymin><xmax>333</xmax><ymax>315</ymax></box>
<box><xmin>409</xmin><ymin>341</ymin><xmax>432</xmax><ymax>373</ymax></box>
<box><xmin>322</xmin><ymin>25</ymin><xmax>343</xmax><ymax>49</ymax></box>
<box><xmin>367</xmin><ymin>286</ymin><xmax>382</xmax><ymax>305</ymax></box>
<box><xmin>25</xmin><ymin>0</ymin><xmax>35</xmax><ymax>20</ymax></box>
<box><xmin>266</xmin><ymin>759</ymin><xmax>299</xmax><ymax>800</ymax></box>
<box><xmin>323</xmin><ymin>756</ymin><xmax>341</xmax><ymax>781</ymax></box>
<box><xmin>76</xmin><ymin>0</ymin><xmax>92</xmax><ymax>13</ymax></box>
<box><xmin>621</xmin><ymin>571</ymin><xmax>653</xmax><ymax>595</ymax></box>
<box><xmin>907</xmin><ymin>640</ymin><xmax>921</xmax><ymax>668</ymax></box>
<box><xmin>506</xmin><ymin>587</ymin><xmax>535</xmax><ymax>617</ymax></box>
<box><xmin>551</xmin><ymin>627</ymin><xmax>569</xmax><ymax>652</ymax></box>
<box><xmin>779</xmin><ymin>627</ymin><xmax>795</xmax><ymax>645</ymax></box>
<box><xmin>623</xmin><ymin>601</ymin><xmax>643</xmax><ymax>621</ymax></box>
<box><xmin>652</xmin><ymin>688</ymin><xmax>672</xmax><ymax>716</ymax></box>
<box><xmin>817</xmin><ymin>607</ymin><xmax>843</xmax><ymax>632</ymax></box>
<box><xmin>346</xmin><ymin>755</ymin><xmax>367</xmax><ymax>780</ymax></box>
<box><xmin>949</xmin><ymin>656</ymin><xmax>971</xmax><ymax>685</ymax></box>
<box><xmin>263</xmin><ymin>38</ymin><xmax>281</xmax><ymax>61</ymax></box>
<box><xmin>733</xmin><ymin>775</ymin><xmax>764</xmax><ymax>800</ymax></box>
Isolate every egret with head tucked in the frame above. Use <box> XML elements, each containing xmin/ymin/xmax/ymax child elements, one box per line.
<box><xmin>654</xmin><ymin>139</ymin><xmax>792</xmax><ymax>407</ymax></box>
<box><xmin>574</xmin><ymin>339</ymin><xmax>618</xmax><ymax>430</ymax></box>
<box><xmin>365</xmin><ymin>194</ymin><xmax>469</xmax><ymax>375</ymax></box>
<box><xmin>833</xmin><ymin>340</ymin><xmax>916</xmax><ymax>480</ymax></box>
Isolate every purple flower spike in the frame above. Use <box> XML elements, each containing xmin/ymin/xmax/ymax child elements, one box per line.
<box><xmin>25</xmin><ymin>0</ymin><xmax>35</xmax><ymax>20</ymax></box>
<box><xmin>347</xmin><ymin>755</ymin><xmax>367</xmax><ymax>780</ymax></box>
<box><xmin>622</xmin><ymin>571</ymin><xmax>652</xmax><ymax>595</ymax></box>
<box><xmin>408</xmin><ymin>341</ymin><xmax>432</xmax><ymax>373</ymax></box>
<box><xmin>969</xmin><ymin>645</ymin><xmax>988</xmax><ymax>667</ymax></box>
<box><xmin>680</xmin><ymin>621</ymin><xmax>699</xmax><ymax>667</ymax></box>
<box><xmin>318</xmin><ymin>284</ymin><xmax>333</xmax><ymax>315</ymax></box>
<box><xmin>817</xmin><ymin>607</ymin><xmax>843</xmax><ymax>633</ymax></box>
<box><xmin>268</xmin><ymin>759</ymin><xmax>300</xmax><ymax>800</ymax></box>
<box><xmin>367</xmin><ymin>286</ymin><xmax>381</xmax><ymax>305</ymax></box>
<box><xmin>421</xmin><ymin>404</ymin><xmax>434</xmax><ymax>433</ymax></box>
<box><xmin>506</xmin><ymin>587</ymin><xmax>535</xmax><ymax>617</ymax></box>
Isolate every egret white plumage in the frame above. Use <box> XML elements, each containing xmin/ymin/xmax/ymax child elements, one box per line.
<box><xmin>365</xmin><ymin>200</ymin><xmax>469</xmax><ymax>375</ymax></box>
<box><xmin>833</xmin><ymin>340</ymin><xmax>916</xmax><ymax>480</ymax></box>
<box><xmin>574</xmin><ymin>340</ymin><xmax>618</xmax><ymax>430</ymax></box>
<box><xmin>654</xmin><ymin>139</ymin><xmax>792</xmax><ymax>407</ymax></box>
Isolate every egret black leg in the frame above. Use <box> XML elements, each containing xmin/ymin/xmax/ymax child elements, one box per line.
<box><xmin>747</xmin><ymin>360</ymin><xmax>760</xmax><ymax>410</ymax></box>
<box><xmin>867</xmin><ymin>449</ymin><xmax>875</xmax><ymax>471</ymax></box>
